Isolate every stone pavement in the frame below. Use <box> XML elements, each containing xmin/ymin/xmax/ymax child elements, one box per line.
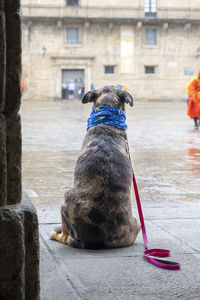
<box><xmin>39</xmin><ymin>201</ymin><xmax>200</xmax><ymax>300</ymax></box>
<box><xmin>21</xmin><ymin>100</ymin><xmax>200</xmax><ymax>299</ymax></box>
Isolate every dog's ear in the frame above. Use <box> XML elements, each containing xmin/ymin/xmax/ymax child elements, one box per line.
<box><xmin>119</xmin><ymin>91</ymin><xmax>134</xmax><ymax>107</ymax></box>
<box><xmin>82</xmin><ymin>90</ymin><xmax>98</xmax><ymax>104</ymax></box>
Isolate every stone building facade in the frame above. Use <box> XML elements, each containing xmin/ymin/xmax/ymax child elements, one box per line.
<box><xmin>21</xmin><ymin>0</ymin><xmax>200</xmax><ymax>101</ymax></box>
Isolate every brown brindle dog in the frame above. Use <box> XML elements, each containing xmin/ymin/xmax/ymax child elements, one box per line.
<box><xmin>50</xmin><ymin>86</ymin><xmax>140</xmax><ymax>249</ymax></box>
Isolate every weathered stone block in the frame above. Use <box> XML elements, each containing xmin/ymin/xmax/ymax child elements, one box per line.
<box><xmin>22</xmin><ymin>193</ymin><xmax>40</xmax><ymax>300</ymax></box>
<box><xmin>6</xmin><ymin>113</ymin><xmax>21</xmax><ymax>205</ymax></box>
<box><xmin>4</xmin><ymin>0</ymin><xmax>20</xmax><ymax>13</ymax></box>
<box><xmin>0</xmin><ymin>11</ymin><xmax>6</xmax><ymax>112</ymax></box>
<box><xmin>0</xmin><ymin>196</ymin><xmax>40</xmax><ymax>300</ymax></box>
<box><xmin>0</xmin><ymin>206</ymin><xmax>25</xmax><ymax>300</ymax></box>
<box><xmin>0</xmin><ymin>113</ymin><xmax>6</xmax><ymax>207</ymax></box>
<box><xmin>5</xmin><ymin>13</ymin><xmax>21</xmax><ymax>114</ymax></box>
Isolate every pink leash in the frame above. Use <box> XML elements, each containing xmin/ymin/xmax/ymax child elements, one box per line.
<box><xmin>132</xmin><ymin>169</ymin><xmax>181</xmax><ymax>270</ymax></box>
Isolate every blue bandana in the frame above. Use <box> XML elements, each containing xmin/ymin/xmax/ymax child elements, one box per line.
<box><xmin>87</xmin><ymin>106</ymin><xmax>127</xmax><ymax>131</ymax></box>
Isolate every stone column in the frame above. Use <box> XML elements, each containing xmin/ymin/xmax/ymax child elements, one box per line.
<box><xmin>6</xmin><ymin>113</ymin><xmax>22</xmax><ymax>205</ymax></box>
<box><xmin>0</xmin><ymin>7</ymin><xmax>6</xmax><ymax>207</ymax></box>
<box><xmin>0</xmin><ymin>1</ymin><xmax>40</xmax><ymax>299</ymax></box>
<box><xmin>0</xmin><ymin>114</ymin><xmax>6</xmax><ymax>207</ymax></box>
<box><xmin>0</xmin><ymin>9</ymin><xmax>6</xmax><ymax>110</ymax></box>
<box><xmin>5</xmin><ymin>0</ymin><xmax>22</xmax><ymax>205</ymax></box>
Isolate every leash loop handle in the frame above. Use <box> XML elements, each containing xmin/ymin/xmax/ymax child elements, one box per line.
<box><xmin>145</xmin><ymin>255</ymin><xmax>180</xmax><ymax>270</ymax></box>
<box><xmin>132</xmin><ymin>172</ymin><xmax>181</xmax><ymax>270</ymax></box>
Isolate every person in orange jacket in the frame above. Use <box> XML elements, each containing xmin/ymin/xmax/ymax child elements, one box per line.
<box><xmin>20</xmin><ymin>80</ymin><xmax>25</xmax><ymax>94</ymax></box>
<box><xmin>187</xmin><ymin>70</ymin><xmax>200</xmax><ymax>129</ymax></box>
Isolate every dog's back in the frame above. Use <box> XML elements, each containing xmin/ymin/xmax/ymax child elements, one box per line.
<box><xmin>69</xmin><ymin>124</ymin><xmax>134</xmax><ymax>248</ymax></box>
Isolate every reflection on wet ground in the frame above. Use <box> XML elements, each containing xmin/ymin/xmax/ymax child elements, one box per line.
<box><xmin>21</xmin><ymin>100</ymin><xmax>200</xmax><ymax>218</ymax></box>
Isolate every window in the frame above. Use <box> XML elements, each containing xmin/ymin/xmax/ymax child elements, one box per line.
<box><xmin>67</xmin><ymin>0</ymin><xmax>78</xmax><ymax>6</ymax></box>
<box><xmin>145</xmin><ymin>66</ymin><xmax>155</xmax><ymax>74</ymax></box>
<box><xmin>145</xmin><ymin>29</ymin><xmax>157</xmax><ymax>45</ymax></box>
<box><xmin>104</xmin><ymin>66</ymin><xmax>115</xmax><ymax>74</ymax></box>
<box><xmin>67</xmin><ymin>28</ymin><xmax>79</xmax><ymax>44</ymax></box>
<box><xmin>144</xmin><ymin>0</ymin><xmax>157</xmax><ymax>18</ymax></box>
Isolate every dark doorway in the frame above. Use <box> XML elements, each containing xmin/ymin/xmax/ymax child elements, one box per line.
<box><xmin>61</xmin><ymin>69</ymin><xmax>84</xmax><ymax>100</ymax></box>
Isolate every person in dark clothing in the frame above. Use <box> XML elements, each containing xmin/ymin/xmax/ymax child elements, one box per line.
<box><xmin>78</xmin><ymin>83</ymin><xmax>85</xmax><ymax>100</ymax></box>
<box><xmin>62</xmin><ymin>80</ymin><xmax>68</xmax><ymax>99</ymax></box>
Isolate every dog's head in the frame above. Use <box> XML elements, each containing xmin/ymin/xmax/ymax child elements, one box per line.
<box><xmin>82</xmin><ymin>86</ymin><xmax>133</xmax><ymax>110</ymax></box>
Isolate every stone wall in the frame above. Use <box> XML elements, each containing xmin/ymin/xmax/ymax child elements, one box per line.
<box><xmin>21</xmin><ymin>0</ymin><xmax>200</xmax><ymax>101</ymax></box>
<box><xmin>0</xmin><ymin>0</ymin><xmax>40</xmax><ymax>299</ymax></box>
<box><xmin>21</xmin><ymin>0</ymin><xmax>200</xmax><ymax>9</ymax></box>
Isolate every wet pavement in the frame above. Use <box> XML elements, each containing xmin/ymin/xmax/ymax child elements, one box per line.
<box><xmin>21</xmin><ymin>99</ymin><xmax>200</xmax><ymax>300</ymax></box>
<box><xmin>21</xmin><ymin>99</ymin><xmax>200</xmax><ymax>222</ymax></box>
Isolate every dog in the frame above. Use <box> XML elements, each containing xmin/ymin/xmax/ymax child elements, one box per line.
<box><xmin>50</xmin><ymin>86</ymin><xmax>140</xmax><ymax>249</ymax></box>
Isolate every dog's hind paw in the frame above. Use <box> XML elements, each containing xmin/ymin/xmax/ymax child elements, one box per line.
<box><xmin>50</xmin><ymin>230</ymin><xmax>68</xmax><ymax>244</ymax></box>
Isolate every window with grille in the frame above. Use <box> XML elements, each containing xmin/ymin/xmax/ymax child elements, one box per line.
<box><xmin>105</xmin><ymin>66</ymin><xmax>115</xmax><ymax>74</ymax></box>
<box><xmin>67</xmin><ymin>28</ymin><xmax>79</xmax><ymax>44</ymax></box>
<box><xmin>144</xmin><ymin>0</ymin><xmax>157</xmax><ymax>18</ymax></box>
<box><xmin>145</xmin><ymin>66</ymin><xmax>155</xmax><ymax>74</ymax></box>
<box><xmin>67</xmin><ymin>0</ymin><xmax>79</xmax><ymax>6</ymax></box>
<box><xmin>145</xmin><ymin>29</ymin><xmax>157</xmax><ymax>45</ymax></box>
